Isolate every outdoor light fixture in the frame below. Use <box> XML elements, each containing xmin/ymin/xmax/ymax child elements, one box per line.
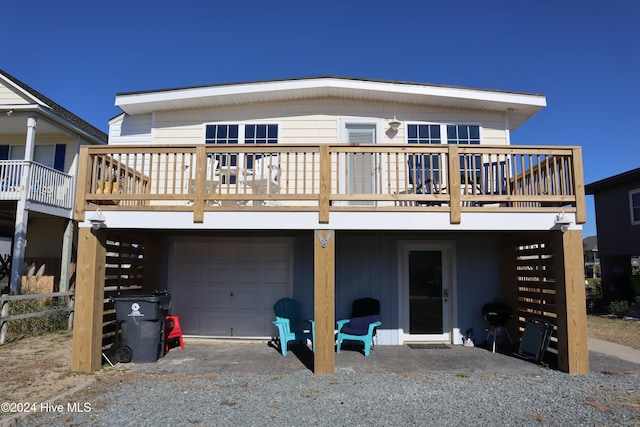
<box><xmin>6</xmin><ymin>109</ymin><xmax>13</xmax><ymax>116</ymax></box>
<box><xmin>388</xmin><ymin>116</ymin><xmax>401</xmax><ymax>131</ymax></box>
<box><xmin>554</xmin><ymin>211</ymin><xmax>572</xmax><ymax>232</ymax></box>
<box><xmin>89</xmin><ymin>208</ymin><xmax>106</xmax><ymax>231</ymax></box>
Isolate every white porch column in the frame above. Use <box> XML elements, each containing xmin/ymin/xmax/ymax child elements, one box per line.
<box><xmin>9</xmin><ymin>116</ymin><xmax>37</xmax><ymax>295</ymax></box>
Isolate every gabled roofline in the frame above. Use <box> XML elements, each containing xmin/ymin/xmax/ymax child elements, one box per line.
<box><xmin>0</xmin><ymin>69</ymin><xmax>108</xmax><ymax>145</ymax></box>
<box><xmin>116</xmin><ymin>75</ymin><xmax>545</xmax><ymax>98</ymax></box>
<box><xmin>114</xmin><ymin>76</ymin><xmax>546</xmax><ymax>131</ymax></box>
<box><xmin>585</xmin><ymin>168</ymin><xmax>640</xmax><ymax>194</ymax></box>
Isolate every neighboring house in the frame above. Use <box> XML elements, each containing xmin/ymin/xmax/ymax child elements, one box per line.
<box><xmin>0</xmin><ymin>70</ymin><xmax>107</xmax><ymax>295</ymax></box>
<box><xmin>70</xmin><ymin>77</ymin><xmax>588</xmax><ymax>375</ymax></box>
<box><xmin>585</xmin><ymin>168</ymin><xmax>640</xmax><ymax>300</ymax></box>
<box><xmin>583</xmin><ymin>235</ymin><xmax>599</xmax><ymax>278</ymax></box>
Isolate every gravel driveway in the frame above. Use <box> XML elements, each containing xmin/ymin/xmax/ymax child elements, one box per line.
<box><xmin>7</xmin><ymin>341</ymin><xmax>640</xmax><ymax>427</ymax></box>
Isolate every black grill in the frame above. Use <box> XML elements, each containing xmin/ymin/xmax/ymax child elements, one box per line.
<box><xmin>481</xmin><ymin>301</ymin><xmax>513</xmax><ymax>326</ymax></box>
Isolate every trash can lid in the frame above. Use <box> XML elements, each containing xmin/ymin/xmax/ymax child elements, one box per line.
<box><xmin>110</xmin><ymin>289</ymin><xmax>171</xmax><ymax>303</ymax></box>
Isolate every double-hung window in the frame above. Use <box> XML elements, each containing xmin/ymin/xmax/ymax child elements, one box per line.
<box><xmin>407</xmin><ymin>124</ymin><xmax>480</xmax><ymax>187</ymax></box>
<box><xmin>630</xmin><ymin>189</ymin><xmax>640</xmax><ymax>225</ymax></box>
<box><xmin>243</xmin><ymin>124</ymin><xmax>278</xmax><ymax>169</ymax></box>
<box><xmin>407</xmin><ymin>124</ymin><xmax>442</xmax><ymax>189</ymax></box>
<box><xmin>205</xmin><ymin>123</ymin><xmax>278</xmax><ymax>182</ymax></box>
<box><xmin>447</xmin><ymin>124</ymin><xmax>481</xmax><ymax>185</ymax></box>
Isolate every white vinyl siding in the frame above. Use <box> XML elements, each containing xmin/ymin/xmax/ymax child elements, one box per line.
<box><xmin>121</xmin><ymin>99</ymin><xmax>509</xmax><ymax>147</ymax></box>
<box><xmin>109</xmin><ymin>114</ymin><xmax>153</xmax><ymax>145</ymax></box>
<box><xmin>0</xmin><ymin>82</ymin><xmax>31</xmax><ymax>104</ymax></box>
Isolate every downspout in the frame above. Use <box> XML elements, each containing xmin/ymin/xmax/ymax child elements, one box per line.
<box><xmin>9</xmin><ymin>116</ymin><xmax>37</xmax><ymax>294</ymax></box>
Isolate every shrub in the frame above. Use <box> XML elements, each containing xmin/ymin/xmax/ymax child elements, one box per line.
<box><xmin>585</xmin><ymin>279</ymin><xmax>604</xmax><ymax>313</ymax></box>
<box><xmin>609</xmin><ymin>300</ymin><xmax>630</xmax><ymax>318</ymax></box>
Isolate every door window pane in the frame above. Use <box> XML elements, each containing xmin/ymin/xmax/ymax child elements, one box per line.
<box><xmin>408</xmin><ymin>250</ymin><xmax>443</xmax><ymax>334</ymax></box>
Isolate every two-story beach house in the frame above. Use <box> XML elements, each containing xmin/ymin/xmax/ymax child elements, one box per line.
<box><xmin>0</xmin><ymin>70</ymin><xmax>107</xmax><ymax>296</ymax></box>
<box><xmin>70</xmin><ymin>77</ymin><xmax>588</xmax><ymax>375</ymax></box>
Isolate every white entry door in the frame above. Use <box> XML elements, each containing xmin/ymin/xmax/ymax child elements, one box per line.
<box><xmin>398</xmin><ymin>241</ymin><xmax>456</xmax><ymax>343</ymax></box>
<box><xmin>169</xmin><ymin>238</ymin><xmax>292</xmax><ymax>338</ymax></box>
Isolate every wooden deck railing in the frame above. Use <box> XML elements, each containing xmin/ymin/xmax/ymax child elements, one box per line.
<box><xmin>74</xmin><ymin>144</ymin><xmax>586</xmax><ymax>225</ymax></box>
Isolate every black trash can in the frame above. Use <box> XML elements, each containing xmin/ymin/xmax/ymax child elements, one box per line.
<box><xmin>111</xmin><ymin>290</ymin><xmax>171</xmax><ymax>363</ymax></box>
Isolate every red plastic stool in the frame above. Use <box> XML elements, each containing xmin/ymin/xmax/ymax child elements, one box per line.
<box><xmin>165</xmin><ymin>315</ymin><xmax>185</xmax><ymax>354</ymax></box>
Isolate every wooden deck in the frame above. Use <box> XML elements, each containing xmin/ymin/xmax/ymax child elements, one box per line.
<box><xmin>73</xmin><ymin>144</ymin><xmax>586</xmax><ymax>226</ymax></box>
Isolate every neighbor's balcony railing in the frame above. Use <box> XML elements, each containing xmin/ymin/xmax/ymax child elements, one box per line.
<box><xmin>0</xmin><ymin>160</ymin><xmax>75</xmax><ymax>211</ymax></box>
<box><xmin>74</xmin><ymin>144</ymin><xmax>586</xmax><ymax>225</ymax></box>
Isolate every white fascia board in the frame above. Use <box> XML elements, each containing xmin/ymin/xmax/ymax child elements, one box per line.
<box><xmin>108</xmin><ymin>112</ymin><xmax>125</xmax><ymax>126</ymax></box>
<box><xmin>79</xmin><ymin>211</ymin><xmax>578</xmax><ymax>232</ymax></box>
<box><xmin>333</xmin><ymin>79</ymin><xmax>547</xmax><ymax>107</ymax></box>
<box><xmin>0</xmin><ymin>103</ymin><xmax>39</xmax><ymax>111</ymax></box>
<box><xmin>115</xmin><ymin>78</ymin><xmax>546</xmax><ymax>114</ymax></box>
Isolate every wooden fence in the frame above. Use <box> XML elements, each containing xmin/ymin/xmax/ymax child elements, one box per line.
<box><xmin>0</xmin><ymin>291</ymin><xmax>74</xmax><ymax>344</ymax></box>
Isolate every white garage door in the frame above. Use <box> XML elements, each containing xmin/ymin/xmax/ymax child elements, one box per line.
<box><xmin>169</xmin><ymin>238</ymin><xmax>292</xmax><ymax>337</ymax></box>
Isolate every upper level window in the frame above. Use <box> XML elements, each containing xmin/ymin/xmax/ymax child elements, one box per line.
<box><xmin>448</xmin><ymin>125</ymin><xmax>481</xmax><ymax>183</ymax></box>
<box><xmin>204</xmin><ymin>124</ymin><xmax>278</xmax><ymax>146</ymax></box>
<box><xmin>204</xmin><ymin>124</ymin><xmax>278</xmax><ymax>179</ymax></box>
<box><xmin>244</xmin><ymin>124</ymin><xmax>278</xmax><ymax>145</ymax></box>
<box><xmin>407</xmin><ymin>124</ymin><xmax>481</xmax><ymax>184</ymax></box>
<box><xmin>408</xmin><ymin>124</ymin><xmax>441</xmax><ymax>145</ymax></box>
<box><xmin>630</xmin><ymin>189</ymin><xmax>640</xmax><ymax>225</ymax></box>
<box><xmin>447</xmin><ymin>125</ymin><xmax>480</xmax><ymax>145</ymax></box>
<box><xmin>407</xmin><ymin>124</ymin><xmax>442</xmax><ymax>185</ymax></box>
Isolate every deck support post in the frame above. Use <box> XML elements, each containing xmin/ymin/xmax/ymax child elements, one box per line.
<box><xmin>554</xmin><ymin>229</ymin><xmax>589</xmax><ymax>374</ymax></box>
<box><xmin>71</xmin><ymin>227</ymin><xmax>106</xmax><ymax>373</ymax></box>
<box><xmin>313</xmin><ymin>229</ymin><xmax>335</xmax><ymax>375</ymax></box>
<box><xmin>500</xmin><ymin>234</ymin><xmax>519</xmax><ymax>343</ymax></box>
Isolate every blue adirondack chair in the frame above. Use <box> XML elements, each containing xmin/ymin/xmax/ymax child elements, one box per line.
<box><xmin>336</xmin><ymin>298</ymin><xmax>381</xmax><ymax>357</ymax></box>
<box><xmin>272</xmin><ymin>298</ymin><xmax>314</xmax><ymax>356</ymax></box>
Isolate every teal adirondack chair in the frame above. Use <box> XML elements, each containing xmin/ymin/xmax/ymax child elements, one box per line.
<box><xmin>272</xmin><ymin>298</ymin><xmax>314</xmax><ymax>356</ymax></box>
<box><xmin>336</xmin><ymin>298</ymin><xmax>381</xmax><ymax>357</ymax></box>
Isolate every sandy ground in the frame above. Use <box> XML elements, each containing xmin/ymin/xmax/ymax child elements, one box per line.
<box><xmin>0</xmin><ymin>331</ymin><xmax>93</xmax><ymax>407</ymax></box>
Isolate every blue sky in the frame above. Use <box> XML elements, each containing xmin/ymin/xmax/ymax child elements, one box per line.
<box><xmin>1</xmin><ymin>0</ymin><xmax>638</xmax><ymax>237</ymax></box>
